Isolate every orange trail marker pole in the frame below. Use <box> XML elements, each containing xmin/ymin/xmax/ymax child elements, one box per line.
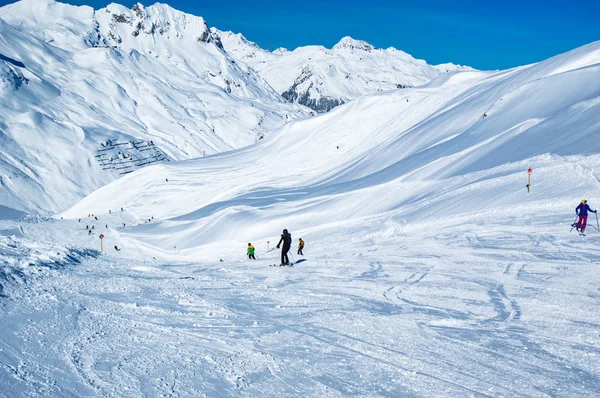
<box><xmin>527</xmin><ymin>167</ymin><xmax>532</xmax><ymax>193</ymax></box>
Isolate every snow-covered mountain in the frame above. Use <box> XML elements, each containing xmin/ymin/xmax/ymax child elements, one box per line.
<box><xmin>63</xmin><ymin>40</ymin><xmax>600</xmax><ymax>258</ymax></box>
<box><xmin>1</xmin><ymin>2</ymin><xmax>600</xmax><ymax>394</ymax></box>
<box><xmin>0</xmin><ymin>0</ymin><xmax>308</xmax><ymax>214</ymax></box>
<box><xmin>217</xmin><ymin>31</ymin><xmax>446</xmax><ymax>112</ymax></box>
<box><xmin>433</xmin><ymin>62</ymin><xmax>476</xmax><ymax>73</ymax></box>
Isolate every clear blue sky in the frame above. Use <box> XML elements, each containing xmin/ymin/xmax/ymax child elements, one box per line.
<box><xmin>2</xmin><ymin>0</ymin><xmax>599</xmax><ymax>69</ymax></box>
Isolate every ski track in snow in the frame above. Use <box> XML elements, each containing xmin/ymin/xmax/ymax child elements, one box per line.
<box><xmin>1</xmin><ymin>218</ymin><xmax>599</xmax><ymax>397</ymax></box>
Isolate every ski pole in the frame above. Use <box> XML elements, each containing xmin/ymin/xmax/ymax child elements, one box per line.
<box><xmin>596</xmin><ymin>212</ymin><xmax>599</xmax><ymax>232</ymax></box>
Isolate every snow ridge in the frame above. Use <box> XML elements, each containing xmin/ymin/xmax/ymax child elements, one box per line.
<box><xmin>218</xmin><ymin>31</ymin><xmax>449</xmax><ymax>112</ymax></box>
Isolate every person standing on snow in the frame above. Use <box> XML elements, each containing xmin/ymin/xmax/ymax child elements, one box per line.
<box><xmin>298</xmin><ymin>238</ymin><xmax>305</xmax><ymax>255</ymax></box>
<box><xmin>247</xmin><ymin>243</ymin><xmax>256</xmax><ymax>260</ymax></box>
<box><xmin>277</xmin><ymin>229</ymin><xmax>292</xmax><ymax>265</ymax></box>
<box><xmin>576</xmin><ymin>199</ymin><xmax>597</xmax><ymax>235</ymax></box>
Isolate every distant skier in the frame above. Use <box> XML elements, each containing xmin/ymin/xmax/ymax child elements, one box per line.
<box><xmin>247</xmin><ymin>243</ymin><xmax>256</xmax><ymax>260</ymax></box>
<box><xmin>277</xmin><ymin>229</ymin><xmax>292</xmax><ymax>265</ymax></box>
<box><xmin>576</xmin><ymin>199</ymin><xmax>597</xmax><ymax>235</ymax></box>
<box><xmin>298</xmin><ymin>238</ymin><xmax>305</xmax><ymax>255</ymax></box>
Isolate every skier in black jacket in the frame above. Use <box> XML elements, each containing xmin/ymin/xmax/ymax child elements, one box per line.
<box><xmin>276</xmin><ymin>229</ymin><xmax>292</xmax><ymax>265</ymax></box>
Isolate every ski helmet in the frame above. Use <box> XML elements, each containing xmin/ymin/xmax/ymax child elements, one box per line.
<box><xmin>582</xmin><ymin>199</ymin><xmax>587</xmax><ymax>203</ymax></box>
<box><xmin>283</xmin><ymin>229</ymin><xmax>288</xmax><ymax>233</ymax></box>
<box><xmin>248</xmin><ymin>243</ymin><xmax>251</xmax><ymax>246</ymax></box>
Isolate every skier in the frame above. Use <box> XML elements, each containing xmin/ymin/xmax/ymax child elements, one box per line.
<box><xmin>298</xmin><ymin>238</ymin><xmax>305</xmax><ymax>255</ymax></box>
<box><xmin>276</xmin><ymin>229</ymin><xmax>292</xmax><ymax>265</ymax></box>
<box><xmin>575</xmin><ymin>199</ymin><xmax>597</xmax><ymax>235</ymax></box>
<box><xmin>247</xmin><ymin>243</ymin><xmax>256</xmax><ymax>260</ymax></box>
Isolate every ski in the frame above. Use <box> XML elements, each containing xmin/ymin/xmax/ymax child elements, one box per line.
<box><xmin>569</xmin><ymin>222</ymin><xmax>579</xmax><ymax>233</ymax></box>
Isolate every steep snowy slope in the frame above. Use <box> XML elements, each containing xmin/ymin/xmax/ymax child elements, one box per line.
<box><xmin>0</xmin><ymin>0</ymin><xmax>308</xmax><ymax>214</ymax></box>
<box><xmin>63</xmin><ymin>41</ymin><xmax>600</xmax><ymax>259</ymax></box>
<box><xmin>218</xmin><ymin>31</ymin><xmax>443</xmax><ymax>112</ymax></box>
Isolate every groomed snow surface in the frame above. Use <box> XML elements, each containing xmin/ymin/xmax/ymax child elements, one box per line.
<box><xmin>1</xmin><ymin>1</ymin><xmax>600</xmax><ymax>396</ymax></box>
<box><xmin>1</xmin><ymin>212</ymin><xmax>600</xmax><ymax>397</ymax></box>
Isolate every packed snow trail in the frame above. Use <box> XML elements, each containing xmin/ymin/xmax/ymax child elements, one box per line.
<box><xmin>1</xmin><ymin>213</ymin><xmax>599</xmax><ymax>397</ymax></box>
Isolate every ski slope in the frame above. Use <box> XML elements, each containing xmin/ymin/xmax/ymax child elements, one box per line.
<box><xmin>1</xmin><ymin>12</ymin><xmax>600</xmax><ymax>397</ymax></box>
<box><xmin>1</xmin><ymin>213</ymin><xmax>599</xmax><ymax>396</ymax></box>
<box><xmin>62</xmin><ymin>40</ymin><xmax>600</xmax><ymax>261</ymax></box>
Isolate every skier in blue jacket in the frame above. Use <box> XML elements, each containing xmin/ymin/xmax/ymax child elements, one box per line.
<box><xmin>576</xmin><ymin>199</ymin><xmax>597</xmax><ymax>235</ymax></box>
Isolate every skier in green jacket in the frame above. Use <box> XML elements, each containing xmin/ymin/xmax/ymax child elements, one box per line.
<box><xmin>247</xmin><ymin>243</ymin><xmax>256</xmax><ymax>260</ymax></box>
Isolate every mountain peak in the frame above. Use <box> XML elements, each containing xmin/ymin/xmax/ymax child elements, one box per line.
<box><xmin>332</xmin><ymin>36</ymin><xmax>375</xmax><ymax>52</ymax></box>
<box><xmin>272</xmin><ymin>47</ymin><xmax>289</xmax><ymax>55</ymax></box>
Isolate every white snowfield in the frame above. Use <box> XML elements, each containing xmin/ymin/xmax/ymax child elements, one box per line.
<box><xmin>218</xmin><ymin>31</ymin><xmax>444</xmax><ymax>112</ymax></box>
<box><xmin>0</xmin><ymin>0</ymin><xmax>308</xmax><ymax>214</ymax></box>
<box><xmin>63</xmin><ymin>40</ymin><xmax>600</xmax><ymax>260</ymax></box>
<box><xmin>1</xmin><ymin>1</ymin><xmax>600</xmax><ymax>396</ymax></box>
